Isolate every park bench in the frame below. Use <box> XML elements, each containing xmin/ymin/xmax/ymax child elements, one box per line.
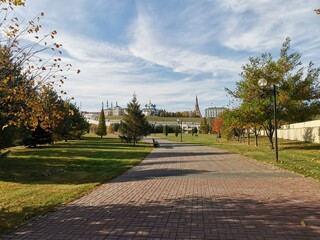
<box><xmin>152</xmin><ymin>138</ymin><xmax>160</xmax><ymax>148</ymax></box>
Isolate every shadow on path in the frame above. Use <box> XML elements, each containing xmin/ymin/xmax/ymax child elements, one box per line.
<box><xmin>3</xmin><ymin>197</ymin><xmax>319</xmax><ymax>239</ymax></box>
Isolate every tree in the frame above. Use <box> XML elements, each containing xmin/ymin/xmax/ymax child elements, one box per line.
<box><xmin>107</xmin><ymin>125</ymin><xmax>114</xmax><ymax>134</ymax></box>
<box><xmin>120</xmin><ymin>94</ymin><xmax>149</xmax><ymax>145</ymax></box>
<box><xmin>220</xmin><ymin>109</ymin><xmax>243</xmax><ymax>141</ymax></box>
<box><xmin>163</xmin><ymin>125</ymin><xmax>168</xmax><ymax>137</ymax></box>
<box><xmin>0</xmin><ymin>1</ymin><xmax>80</xmax><ymax>150</ymax></box>
<box><xmin>96</xmin><ymin>106</ymin><xmax>106</xmax><ymax>138</ymax></box>
<box><xmin>192</xmin><ymin>126</ymin><xmax>198</xmax><ymax>136</ymax></box>
<box><xmin>211</xmin><ymin>117</ymin><xmax>223</xmax><ymax>134</ymax></box>
<box><xmin>237</xmin><ymin>101</ymin><xmax>264</xmax><ymax>146</ymax></box>
<box><xmin>199</xmin><ymin>117</ymin><xmax>209</xmax><ymax>134</ymax></box>
<box><xmin>111</xmin><ymin>123</ymin><xmax>120</xmax><ymax>132</ymax></box>
<box><xmin>174</xmin><ymin>125</ymin><xmax>180</xmax><ymax>137</ymax></box>
<box><xmin>54</xmin><ymin>101</ymin><xmax>89</xmax><ymax>141</ymax></box>
<box><xmin>226</xmin><ymin>38</ymin><xmax>320</xmax><ymax>148</ymax></box>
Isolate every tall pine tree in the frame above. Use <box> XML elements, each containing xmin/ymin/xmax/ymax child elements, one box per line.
<box><xmin>96</xmin><ymin>103</ymin><xmax>107</xmax><ymax>138</ymax></box>
<box><xmin>120</xmin><ymin>94</ymin><xmax>149</xmax><ymax>145</ymax></box>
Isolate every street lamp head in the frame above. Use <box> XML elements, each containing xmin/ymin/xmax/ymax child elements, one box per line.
<box><xmin>258</xmin><ymin>78</ymin><xmax>268</xmax><ymax>88</ymax></box>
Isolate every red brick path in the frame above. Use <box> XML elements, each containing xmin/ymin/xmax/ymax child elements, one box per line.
<box><xmin>2</xmin><ymin>138</ymin><xmax>320</xmax><ymax>239</ymax></box>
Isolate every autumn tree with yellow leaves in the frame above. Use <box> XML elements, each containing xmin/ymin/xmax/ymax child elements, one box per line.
<box><xmin>0</xmin><ymin>0</ymin><xmax>80</xmax><ymax>149</ymax></box>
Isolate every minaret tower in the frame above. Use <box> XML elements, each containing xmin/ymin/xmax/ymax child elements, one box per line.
<box><xmin>194</xmin><ymin>95</ymin><xmax>202</xmax><ymax>117</ymax></box>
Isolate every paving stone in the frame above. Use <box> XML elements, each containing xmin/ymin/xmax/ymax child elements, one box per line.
<box><xmin>1</xmin><ymin>137</ymin><xmax>320</xmax><ymax>239</ymax></box>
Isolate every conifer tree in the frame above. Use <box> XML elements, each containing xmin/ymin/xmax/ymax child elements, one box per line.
<box><xmin>163</xmin><ymin>125</ymin><xmax>168</xmax><ymax>137</ymax></box>
<box><xmin>96</xmin><ymin>104</ymin><xmax>107</xmax><ymax>138</ymax></box>
<box><xmin>120</xmin><ymin>94</ymin><xmax>149</xmax><ymax>145</ymax></box>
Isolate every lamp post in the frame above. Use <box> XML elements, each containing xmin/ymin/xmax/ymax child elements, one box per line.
<box><xmin>258</xmin><ymin>78</ymin><xmax>279</xmax><ymax>162</ymax></box>
<box><xmin>153</xmin><ymin>122</ymin><xmax>156</xmax><ymax>136</ymax></box>
<box><xmin>177</xmin><ymin>119</ymin><xmax>182</xmax><ymax>142</ymax></box>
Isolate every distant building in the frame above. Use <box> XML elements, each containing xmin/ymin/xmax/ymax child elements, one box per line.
<box><xmin>142</xmin><ymin>100</ymin><xmax>159</xmax><ymax>116</ymax></box>
<box><xmin>81</xmin><ymin>111</ymin><xmax>100</xmax><ymax>120</ymax></box>
<box><xmin>104</xmin><ymin>101</ymin><xmax>126</xmax><ymax>116</ymax></box>
<box><xmin>194</xmin><ymin>96</ymin><xmax>202</xmax><ymax>118</ymax></box>
<box><xmin>205</xmin><ymin>107</ymin><xmax>227</xmax><ymax>118</ymax></box>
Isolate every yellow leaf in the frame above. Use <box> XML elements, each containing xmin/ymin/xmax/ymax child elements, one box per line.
<box><xmin>30</xmin><ymin>117</ymin><xmax>38</xmax><ymax>128</ymax></box>
<box><xmin>301</xmin><ymin>220</ymin><xmax>306</xmax><ymax>227</ymax></box>
<box><xmin>69</xmin><ymin>110</ymin><xmax>74</xmax><ymax>116</ymax></box>
<box><xmin>40</xmin><ymin>122</ymin><xmax>47</xmax><ymax>129</ymax></box>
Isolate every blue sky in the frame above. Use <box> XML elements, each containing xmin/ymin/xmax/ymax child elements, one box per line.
<box><xmin>16</xmin><ymin>0</ymin><xmax>320</xmax><ymax>113</ymax></box>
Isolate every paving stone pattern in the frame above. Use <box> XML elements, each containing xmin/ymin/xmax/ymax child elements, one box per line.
<box><xmin>2</xmin><ymin>138</ymin><xmax>320</xmax><ymax>239</ymax></box>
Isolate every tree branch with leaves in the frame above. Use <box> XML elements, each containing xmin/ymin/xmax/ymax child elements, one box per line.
<box><xmin>0</xmin><ymin>0</ymin><xmax>80</xmax><ymax>150</ymax></box>
<box><xmin>226</xmin><ymin>38</ymin><xmax>320</xmax><ymax>149</ymax></box>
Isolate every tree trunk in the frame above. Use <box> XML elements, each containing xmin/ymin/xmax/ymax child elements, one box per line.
<box><xmin>254</xmin><ymin>134</ymin><xmax>259</xmax><ymax>147</ymax></box>
<box><xmin>268</xmin><ymin>134</ymin><xmax>274</xmax><ymax>149</ymax></box>
<box><xmin>264</xmin><ymin>121</ymin><xmax>274</xmax><ymax>149</ymax></box>
<box><xmin>251</xmin><ymin>126</ymin><xmax>259</xmax><ymax>147</ymax></box>
<box><xmin>247</xmin><ymin>127</ymin><xmax>250</xmax><ymax>145</ymax></box>
<box><xmin>266</xmin><ymin>126</ymin><xmax>274</xmax><ymax>149</ymax></box>
<box><xmin>241</xmin><ymin>129</ymin><xmax>245</xmax><ymax>143</ymax></box>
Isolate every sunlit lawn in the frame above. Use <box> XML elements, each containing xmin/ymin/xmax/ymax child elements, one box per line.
<box><xmin>163</xmin><ymin>133</ymin><xmax>320</xmax><ymax>180</ymax></box>
<box><xmin>0</xmin><ymin>134</ymin><xmax>152</xmax><ymax>235</ymax></box>
<box><xmin>98</xmin><ymin>115</ymin><xmax>203</xmax><ymax>123</ymax></box>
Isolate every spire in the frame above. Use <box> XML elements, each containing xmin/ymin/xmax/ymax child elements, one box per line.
<box><xmin>194</xmin><ymin>95</ymin><xmax>202</xmax><ymax>117</ymax></box>
<box><xmin>106</xmin><ymin>100</ymin><xmax>109</xmax><ymax>109</ymax></box>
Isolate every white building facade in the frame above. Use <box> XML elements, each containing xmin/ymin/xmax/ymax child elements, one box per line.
<box><xmin>142</xmin><ymin>100</ymin><xmax>159</xmax><ymax>116</ymax></box>
<box><xmin>205</xmin><ymin>107</ymin><xmax>227</xmax><ymax>118</ymax></box>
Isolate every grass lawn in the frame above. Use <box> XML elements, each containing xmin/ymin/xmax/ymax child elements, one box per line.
<box><xmin>0</xmin><ymin>134</ymin><xmax>152</xmax><ymax>235</ymax></box>
<box><xmin>100</xmin><ymin>115</ymin><xmax>203</xmax><ymax>123</ymax></box>
<box><xmin>163</xmin><ymin>133</ymin><xmax>320</xmax><ymax>181</ymax></box>
<box><xmin>146</xmin><ymin>116</ymin><xmax>203</xmax><ymax>123</ymax></box>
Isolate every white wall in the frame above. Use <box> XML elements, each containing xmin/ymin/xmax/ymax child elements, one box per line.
<box><xmin>262</xmin><ymin>120</ymin><xmax>320</xmax><ymax>143</ymax></box>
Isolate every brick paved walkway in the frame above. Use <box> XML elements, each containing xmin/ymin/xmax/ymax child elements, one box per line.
<box><xmin>2</xmin><ymin>138</ymin><xmax>320</xmax><ymax>239</ymax></box>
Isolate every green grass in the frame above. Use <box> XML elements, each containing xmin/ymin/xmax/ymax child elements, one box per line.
<box><xmin>146</xmin><ymin>116</ymin><xmax>203</xmax><ymax>123</ymax></box>
<box><xmin>101</xmin><ymin>115</ymin><xmax>203</xmax><ymax>123</ymax></box>
<box><xmin>163</xmin><ymin>133</ymin><xmax>320</xmax><ymax>180</ymax></box>
<box><xmin>0</xmin><ymin>134</ymin><xmax>152</xmax><ymax>235</ymax></box>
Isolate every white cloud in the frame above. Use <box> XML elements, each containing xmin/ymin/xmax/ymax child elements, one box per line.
<box><xmin>215</xmin><ymin>0</ymin><xmax>320</xmax><ymax>55</ymax></box>
<box><xmin>9</xmin><ymin>0</ymin><xmax>320</xmax><ymax>112</ymax></box>
<box><xmin>128</xmin><ymin>9</ymin><xmax>242</xmax><ymax>76</ymax></box>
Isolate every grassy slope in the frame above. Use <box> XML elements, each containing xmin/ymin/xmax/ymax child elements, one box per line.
<box><xmin>146</xmin><ymin>116</ymin><xmax>203</xmax><ymax>123</ymax></box>
<box><xmin>103</xmin><ymin>116</ymin><xmax>203</xmax><ymax>123</ymax></box>
<box><xmin>0</xmin><ymin>135</ymin><xmax>152</xmax><ymax>235</ymax></box>
<box><xmin>164</xmin><ymin>133</ymin><xmax>320</xmax><ymax>180</ymax></box>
